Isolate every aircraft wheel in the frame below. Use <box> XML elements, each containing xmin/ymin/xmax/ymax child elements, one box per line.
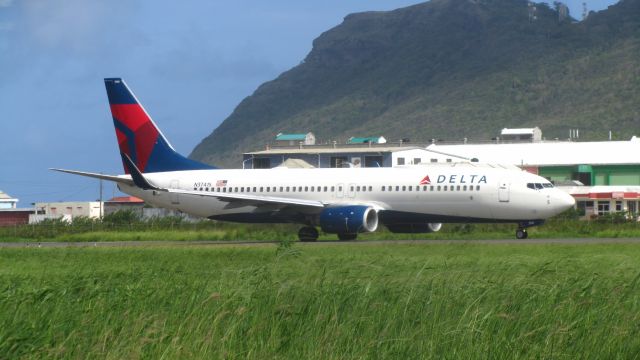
<box><xmin>337</xmin><ymin>233</ymin><xmax>358</xmax><ymax>241</ymax></box>
<box><xmin>515</xmin><ymin>228</ymin><xmax>528</xmax><ymax>239</ymax></box>
<box><xmin>298</xmin><ymin>226</ymin><xmax>319</xmax><ymax>242</ymax></box>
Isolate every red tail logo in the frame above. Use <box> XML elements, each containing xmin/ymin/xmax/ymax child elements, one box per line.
<box><xmin>419</xmin><ymin>175</ymin><xmax>431</xmax><ymax>185</ymax></box>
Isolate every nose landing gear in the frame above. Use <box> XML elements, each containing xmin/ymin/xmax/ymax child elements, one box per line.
<box><xmin>515</xmin><ymin>228</ymin><xmax>528</xmax><ymax>239</ymax></box>
<box><xmin>298</xmin><ymin>226</ymin><xmax>319</xmax><ymax>242</ymax></box>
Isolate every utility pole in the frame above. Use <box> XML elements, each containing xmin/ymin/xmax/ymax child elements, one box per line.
<box><xmin>99</xmin><ymin>175</ymin><xmax>103</xmax><ymax>220</ymax></box>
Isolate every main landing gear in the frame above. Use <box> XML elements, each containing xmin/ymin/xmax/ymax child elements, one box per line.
<box><xmin>297</xmin><ymin>227</ymin><xmax>359</xmax><ymax>241</ymax></box>
<box><xmin>515</xmin><ymin>228</ymin><xmax>528</xmax><ymax>239</ymax></box>
<box><xmin>298</xmin><ymin>226</ymin><xmax>319</xmax><ymax>242</ymax></box>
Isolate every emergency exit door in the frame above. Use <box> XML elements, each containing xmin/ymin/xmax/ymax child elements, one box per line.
<box><xmin>498</xmin><ymin>181</ymin><xmax>510</xmax><ymax>202</ymax></box>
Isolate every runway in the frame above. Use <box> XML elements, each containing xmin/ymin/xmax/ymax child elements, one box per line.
<box><xmin>1</xmin><ymin>238</ymin><xmax>640</xmax><ymax>248</ymax></box>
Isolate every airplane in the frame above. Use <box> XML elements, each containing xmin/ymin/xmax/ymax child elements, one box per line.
<box><xmin>52</xmin><ymin>78</ymin><xmax>576</xmax><ymax>241</ymax></box>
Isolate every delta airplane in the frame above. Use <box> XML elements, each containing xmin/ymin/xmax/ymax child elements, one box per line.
<box><xmin>53</xmin><ymin>78</ymin><xmax>575</xmax><ymax>241</ymax></box>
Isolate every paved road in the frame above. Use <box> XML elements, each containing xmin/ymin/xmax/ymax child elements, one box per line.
<box><xmin>1</xmin><ymin>238</ymin><xmax>640</xmax><ymax>248</ymax></box>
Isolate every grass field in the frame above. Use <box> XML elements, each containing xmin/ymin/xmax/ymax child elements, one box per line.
<box><xmin>1</xmin><ymin>242</ymin><xmax>640</xmax><ymax>359</ymax></box>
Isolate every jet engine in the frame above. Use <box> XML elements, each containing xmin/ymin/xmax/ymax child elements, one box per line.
<box><xmin>319</xmin><ymin>206</ymin><xmax>378</xmax><ymax>234</ymax></box>
<box><xmin>385</xmin><ymin>223</ymin><xmax>442</xmax><ymax>233</ymax></box>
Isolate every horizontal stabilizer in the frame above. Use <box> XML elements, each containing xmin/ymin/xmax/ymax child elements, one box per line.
<box><xmin>50</xmin><ymin>168</ymin><xmax>134</xmax><ymax>186</ymax></box>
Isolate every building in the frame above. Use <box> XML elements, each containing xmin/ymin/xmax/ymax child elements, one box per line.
<box><xmin>274</xmin><ymin>133</ymin><xmax>316</xmax><ymax>146</ymax></box>
<box><xmin>0</xmin><ymin>190</ymin><xmax>18</xmax><ymax>209</ymax></box>
<box><xmin>500</xmin><ymin>127</ymin><xmax>542</xmax><ymax>142</ymax></box>
<box><xmin>0</xmin><ymin>209</ymin><xmax>35</xmax><ymax>226</ymax></box>
<box><xmin>348</xmin><ymin>136</ymin><xmax>387</xmax><ymax>144</ymax></box>
<box><xmin>31</xmin><ymin>201</ymin><xmax>103</xmax><ymax>223</ymax></box>
<box><xmin>243</xmin><ymin>145</ymin><xmax>464</xmax><ymax>169</ymax></box>
<box><xmin>104</xmin><ymin>196</ymin><xmax>145</xmax><ymax>216</ymax></box>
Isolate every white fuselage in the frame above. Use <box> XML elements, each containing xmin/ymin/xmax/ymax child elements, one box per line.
<box><xmin>117</xmin><ymin>163</ymin><xmax>574</xmax><ymax>224</ymax></box>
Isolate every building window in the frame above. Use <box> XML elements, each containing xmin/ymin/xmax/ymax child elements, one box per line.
<box><xmin>616</xmin><ymin>201</ymin><xmax>623</xmax><ymax>212</ymax></box>
<box><xmin>331</xmin><ymin>156</ymin><xmax>348</xmax><ymax>168</ymax></box>
<box><xmin>397</xmin><ymin>157</ymin><xmax>405</xmax><ymax>165</ymax></box>
<box><xmin>365</xmin><ymin>156</ymin><xmax>383</xmax><ymax>168</ymax></box>
<box><xmin>254</xmin><ymin>158</ymin><xmax>271</xmax><ymax>169</ymax></box>
<box><xmin>597</xmin><ymin>201</ymin><xmax>610</xmax><ymax>215</ymax></box>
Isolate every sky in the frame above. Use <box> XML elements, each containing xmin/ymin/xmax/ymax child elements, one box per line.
<box><xmin>0</xmin><ymin>0</ymin><xmax>618</xmax><ymax>208</ymax></box>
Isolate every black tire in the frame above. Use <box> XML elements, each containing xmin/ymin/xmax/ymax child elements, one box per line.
<box><xmin>298</xmin><ymin>226</ymin><xmax>319</xmax><ymax>242</ymax></box>
<box><xmin>515</xmin><ymin>229</ymin><xmax>528</xmax><ymax>239</ymax></box>
<box><xmin>337</xmin><ymin>233</ymin><xmax>358</xmax><ymax>241</ymax></box>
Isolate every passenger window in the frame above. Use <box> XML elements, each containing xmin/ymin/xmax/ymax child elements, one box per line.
<box><xmin>382</xmin><ymin>186</ymin><xmax>386</xmax><ymax>191</ymax></box>
<box><xmin>476</xmin><ymin>185</ymin><xmax>480</xmax><ymax>191</ymax></box>
<box><xmin>298</xmin><ymin>186</ymin><xmax>302</xmax><ymax>192</ymax></box>
<box><xmin>266</xmin><ymin>187</ymin><xmax>270</xmax><ymax>192</ymax></box>
<box><xmin>253</xmin><ymin>187</ymin><xmax>257</xmax><ymax>192</ymax></box>
<box><xmin>350</xmin><ymin>186</ymin><xmax>354</xmax><ymax>192</ymax></box>
<box><xmin>216</xmin><ymin>188</ymin><xmax>220</xmax><ymax>192</ymax></box>
<box><xmin>240</xmin><ymin>187</ymin><xmax>244</xmax><ymax>192</ymax></box>
<box><xmin>305</xmin><ymin>186</ymin><xmax>308</xmax><ymax>192</ymax></box>
<box><xmin>311</xmin><ymin>186</ymin><xmax>314</xmax><ymax>192</ymax></box>
<box><xmin>356</xmin><ymin>186</ymin><xmax>360</xmax><ymax>191</ymax></box>
<box><xmin>463</xmin><ymin>185</ymin><xmax>467</xmax><ymax>191</ymax></box>
<box><xmin>279</xmin><ymin>187</ymin><xmax>283</xmax><ymax>192</ymax></box>
<box><xmin>324</xmin><ymin>186</ymin><xmax>328</xmax><ymax>192</ymax></box>
<box><xmin>443</xmin><ymin>186</ymin><xmax>447</xmax><ymax>191</ymax></box>
<box><xmin>331</xmin><ymin>186</ymin><xmax>335</xmax><ymax>192</ymax></box>
<box><xmin>396</xmin><ymin>186</ymin><xmax>400</xmax><ymax>191</ymax></box>
<box><xmin>408</xmin><ymin>186</ymin><xmax>412</xmax><ymax>191</ymax></box>
<box><xmin>338</xmin><ymin>186</ymin><xmax>342</xmax><ymax>192</ymax></box>
<box><xmin>423</xmin><ymin>186</ymin><xmax>427</xmax><ymax>191</ymax></box>
<box><xmin>368</xmin><ymin>186</ymin><xmax>372</xmax><ymax>191</ymax></box>
<box><xmin>260</xmin><ymin>187</ymin><xmax>263</xmax><ymax>192</ymax></box>
<box><xmin>292</xmin><ymin>187</ymin><xmax>296</xmax><ymax>192</ymax></box>
<box><xmin>430</xmin><ymin>186</ymin><xmax>434</xmax><ymax>191</ymax></box>
<box><xmin>402</xmin><ymin>186</ymin><xmax>406</xmax><ymax>191</ymax></box>
<box><xmin>437</xmin><ymin>186</ymin><xmax>441</xmax><ymax>191</ymax></box>
<box><xmin>223</xmin><ymin>188</ymin><xmax>226</xmax><ymax>193</ymax></box>
<box><xmin>456</xmin><ymin>185</ymin><xmax>460</xmax><ymax>191</ymax></box>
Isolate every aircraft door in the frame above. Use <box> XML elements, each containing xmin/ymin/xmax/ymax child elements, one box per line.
<box><xmin>498</xmin><ymin>180</ymin><xmax>510</xmax><ymax>202</ymax></box>
<box><xmin>170</xmin><ymin>179</ymin><xmax>180</xmax><ymax>205</ymax></box>
<box><xmin>347</xmin><ymin>183</ymin><xmax>356</xmax><ymax>198</ymax></box>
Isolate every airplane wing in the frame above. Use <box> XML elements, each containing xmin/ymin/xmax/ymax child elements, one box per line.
<box><xmin>166</xmin><ymin>188</ymin><xmax>326</xmax><ymax>208</ymax></box>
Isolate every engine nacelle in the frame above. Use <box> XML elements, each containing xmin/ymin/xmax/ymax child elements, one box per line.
<box><xmin>319</xmin><ymin>206</ymin><xmax>379</xmax><ymax>234</ymax></box>
<box><xmin>386</xmin><ymin>223</ymin><xmax>442</xmax><ymax>233</ymax></box>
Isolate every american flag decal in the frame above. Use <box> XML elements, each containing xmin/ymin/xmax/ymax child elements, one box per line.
<box><xmin>419</xmin><ymin>175</ymin><xmax>431</xmax><ymax>185</ymax></box>
<box><xmin>216</xmin><ymin>180</ymin><xmax>228</xmax><ymax>187</ymax></box>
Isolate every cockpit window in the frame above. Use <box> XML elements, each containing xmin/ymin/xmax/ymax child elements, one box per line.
<box><xmin>528</xmin><ymin>182</ymin><xmax>552</xmax><ymax>190</ymax></box>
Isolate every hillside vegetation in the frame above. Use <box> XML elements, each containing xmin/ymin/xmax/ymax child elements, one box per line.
<box><xmin>190</xmin><ymin>0</ymin><xmax>640</xmax><ymax>168</ymax></box>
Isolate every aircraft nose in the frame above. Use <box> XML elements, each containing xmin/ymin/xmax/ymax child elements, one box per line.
<box><xmin>554</xmin><ymin>191</ymin><xmax>575</xmax><ymax>212</ymax></box>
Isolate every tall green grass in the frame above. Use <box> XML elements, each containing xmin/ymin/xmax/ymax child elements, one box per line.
<box><xmin>1</xmin><ymin>243</ymin><xmax>639</xmax><ymax>358</ymax></box>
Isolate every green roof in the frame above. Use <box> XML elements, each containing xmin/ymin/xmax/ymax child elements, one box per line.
<box><xmin>276</xmin><ymin>133</ymin><xmax>308</xmax><ymax>141</ymax></box>
<box><xmin>348</xmin><ymin>137</ymin><xmax>382</xmax><ymax>144</ymax></box>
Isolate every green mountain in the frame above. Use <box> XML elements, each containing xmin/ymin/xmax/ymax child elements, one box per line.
<box><xmin>190</xmin><ymin>0</ymin><xmax>640</xmax><ymax>168</ymax></box>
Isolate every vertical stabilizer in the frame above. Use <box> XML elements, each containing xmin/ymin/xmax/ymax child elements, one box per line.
<box><xmin>104</xmin><ymin>78</ymin><xmax>215</xmax><ymax>173</ymax></box>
